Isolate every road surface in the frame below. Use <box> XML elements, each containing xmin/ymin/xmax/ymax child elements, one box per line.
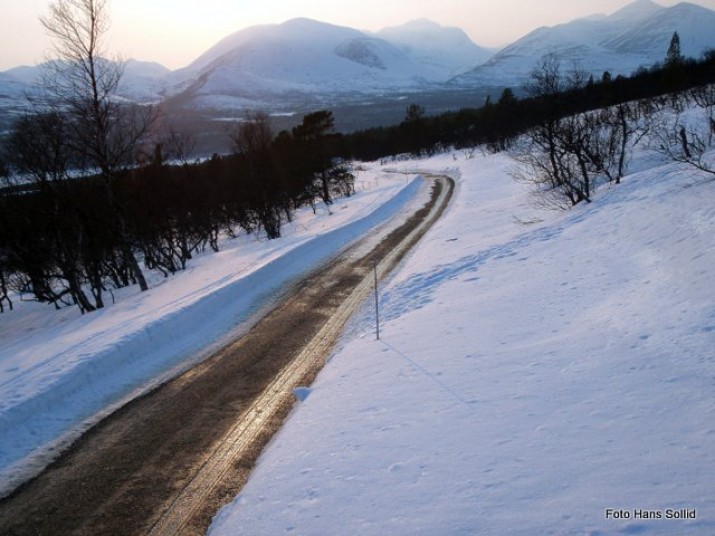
<box><xmin>0</xmin><ymin>175</ymin><xmax>453</xmax><ymax>536</ymax></box>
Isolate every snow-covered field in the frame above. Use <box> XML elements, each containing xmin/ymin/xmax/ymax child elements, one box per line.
<box><xmin>0</xmin><ymin>170</ymin><xmax>424</xmax><ymax>498</ymax></box>
<box><xmin>209</xmin><ymin>148</ymin><xmax>715</xmax><ymax>535</ymax></box>
<box><xmin>1</xmin><ymin>135</ymin><xmax>714</xmax><ymax>534</ymax></box>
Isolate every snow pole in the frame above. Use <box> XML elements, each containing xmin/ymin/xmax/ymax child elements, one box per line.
<box><xmin>373</xmin><ymin>261</ymin><xmax>380</xmax><ymax>340</ymax></box>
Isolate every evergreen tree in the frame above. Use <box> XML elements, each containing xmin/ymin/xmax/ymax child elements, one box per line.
<box><xmin>666</xmin><ymin>31</ymin><xmax>684</xmax><ymax>67</ymax></box>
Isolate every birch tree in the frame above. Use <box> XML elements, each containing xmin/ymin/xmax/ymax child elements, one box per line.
<box><xmin>41</xmin><ymin>0</ymin><xmax>153</xmax><ymax>291</ymax></box>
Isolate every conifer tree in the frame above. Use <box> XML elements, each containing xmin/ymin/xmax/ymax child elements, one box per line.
<box><xmin>666</xmin><ymin>31</ymin><xmax>684</xmax><ymax>67</ymax></box>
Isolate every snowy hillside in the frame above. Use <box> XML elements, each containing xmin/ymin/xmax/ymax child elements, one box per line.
<box><xmin>209</xmin><ymin>149</ymin><xmax>715</xmax><ymax>534</ymax></box>
<box><xmin>452</xmin><ymin>0</ymin><xmax>715</xmax><ymax>89</ymax></box>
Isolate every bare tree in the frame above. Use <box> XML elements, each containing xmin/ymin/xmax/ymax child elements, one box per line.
<box><xmin>403</xmin><ymin>103</ymin><xmax>426</xmax><ymax>123</ymax></box>
<box><xmin>640</xmin><ymin>80</ymin><xmax>714</xmax><ymax>178</ymax></box>
<box><xmin>229</xmin><ymin>112</ymin><xmax>274</xmax><ymax>159</ymax></box>
<box><xmin>163</xmin><ymin>127</ymin><xmax>197</xmax><ymax>164</ymax></box>
<box><xmin>0</xmin><ymin>172</ymin><xmax>13</xmax><ymax>311</ymax></box>
<box><xmin>690</xmin><ymin>84</ymin><xmax>715</xmax><ymax>147</ymax></box>
<box><xmin>524</xmin><ymin>53</ymin><xmax>564</xmax><ymax>98</ymax></box>
<box><xmin>651</xmin><ymin>107</ymin><xmax>715</xmax><ymax>178</ymax></box>
<box><xmin>513</xmin><ymin>53</ymin><xmax>648</xmax><ymax>206</ymax></box>
<box><xmin>0</xmin><ymin>265</ymin><xmax>11</xmax><ymax>313</ymax></box>
<box><xmin>598</xmin><ymin>101</ymin><xmax>645</xmax><ymax>184</ymax></box>
<box><xmin>40</xmin><ymin>0</ymin><xmax>154</xmax><ymax>291</ymax></box>
<box><xmin>5</xmin><ymin>112</ymin><xmax>104</xmax><ymax>312</ymax></box>
<box><xmin>514</xmin><ymin>55</ymin><xmax>595</xmax><ymax>207</ymax></box>
<box><xmin>229</xmin><ymin>112</ymin><xmax>285</xmax><ymax>238</ymax></box>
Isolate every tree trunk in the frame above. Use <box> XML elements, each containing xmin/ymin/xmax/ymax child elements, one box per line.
<box><xmin>679</xmin><ymin>127</ymin><xmax>692</xmax><ymax>159</ymax></box>
<box><xmin>0</xmin><ymin>270</ymin><xmax>12</xmax><ymax>313</ymax></box>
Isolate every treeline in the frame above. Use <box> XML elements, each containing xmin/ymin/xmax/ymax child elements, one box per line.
<box><xmin>0</xmin><ymin>111</ymin><xmax>353</xmax><ymax>313</ymax></box>
<box><xmin>335</xmin><ymin>46</ymin><xmax>715</xmax><ymax>210</ymax></box>
<box><xmin>337</xmin><ymin>47</ymin><xmax>715</xmax><ymax>162</ymax></box>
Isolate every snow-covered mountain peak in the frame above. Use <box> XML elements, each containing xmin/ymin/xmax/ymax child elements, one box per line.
<box><xmin>450</xmin><ymin>0</ymin><xmax>715</xmax><ymax>89</ymax></box>
<box><xmin>377</xmin><ymin>18</ymin><xmax>483</xmax><ymax>50</ymax></box>
<box><xmin>391</xmin><ymin>18</ymin><xmax>442</xmax><ymax>30</ymax></box>
<box><xmin>270</xmin><ymin>17</ymin><xmax>367</xmax><ymax>46</ymax></box>
<box><xmin>376</xmin><ymin>18</ymin><xmax>493</xmax><ymax>78</ymax></box>
<box><xmin>163</xmin><ymin>18</ymin><xmax>438</xmax><ymax>108</ymax></box>
<box><xmin>124</xmin><ymin>59</ymin><xmax>171</xmax><ymax>79</ymax></box>
<box><xmin>605</xmin><ymin>2</ymin><xmax>715</xmax><ymax>59</ymax></box>
<box><xmin>280</xmin><ymin>17</ymin><xmax>351</xmax><ymax>33</ymax></box>
<box><xmin>175</xmin><ymin>23</ymin><xmax>275</xmax><ymax>77</ymax></box>
<box><xmin>175</xmin><ymin>17</ymin><xmax>367</xmax><ymax>79</ymax></box>
<box><xmin>609</xmin><ymin>0</ymin><xmax>663</xmax><ymax>20</ymax></box>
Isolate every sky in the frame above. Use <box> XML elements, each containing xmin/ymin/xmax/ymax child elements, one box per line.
<box><xmin>2</xmin><ymin>0</ymin><xmax>715</xmax><ymax>71</ymax></box>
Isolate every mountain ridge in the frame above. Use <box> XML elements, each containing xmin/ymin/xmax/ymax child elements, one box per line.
<box><xmin>451</xmin><ymin>0</ymin><xmax>715</xmax><ymax>88</ymax></box>
<box><xmin>2</xmin><ymin>2</ymin><xmax>715</xmax><ymax>117</ymax></box>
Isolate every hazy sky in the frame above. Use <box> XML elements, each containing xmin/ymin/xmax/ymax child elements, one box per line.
<box><xmin>2</xmin><ymin>0</ymin><xmax>715</xmax><ymax>71</ymax></box>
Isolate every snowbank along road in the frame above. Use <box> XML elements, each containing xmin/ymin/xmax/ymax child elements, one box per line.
<box><xmin>0</xmin><ymin>175</ymin><xmax>453</xmax><ymax>536</ymax></box>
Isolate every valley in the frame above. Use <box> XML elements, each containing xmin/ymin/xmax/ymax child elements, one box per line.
<box><xmin>159</xmin><ymin>87</ymin><xmax>498</xmax><ymax>155</ymax></box>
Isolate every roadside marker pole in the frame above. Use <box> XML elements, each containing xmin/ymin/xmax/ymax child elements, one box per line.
<box><xmin>373</xmin><ymin>262</ymin><xmax>380</xmax><ymax>340</ymax></box>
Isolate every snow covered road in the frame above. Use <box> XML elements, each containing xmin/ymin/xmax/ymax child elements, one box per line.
<box><xmin>148</xmin><ymin>176</ymin><xmax>453</xmax><ymax>536</ymax></box>
<box><xmin>0</xmin><ymin>169</ymin><xmax>422</xmax><ymax>499</ymax></box>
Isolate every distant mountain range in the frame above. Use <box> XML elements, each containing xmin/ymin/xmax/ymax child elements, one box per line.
<box><xmin>1</xmin><ymin>59</ymin><xmax>170</xmax><ymax>103</ymax></box>
<box><xmin>451</xmin><ymin>0</ymin><xmax>715</xmax><ymax>88</ymax></box>
<box><xmin>1</xmin><ymin>0</ymin><xmax>715</xmax><ymax>120</ymax></box>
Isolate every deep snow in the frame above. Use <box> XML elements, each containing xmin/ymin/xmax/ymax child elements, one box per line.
<box><xmin>208</xmin><ymin>149</ymin><xmax>715</xmax><ymax>535</ymax></box>
<box><xmin>1</xmin><ymin>137</ymin><xmax>713</xmax><ymax>534</ymax></box>
<box><xmin>0</xmin><ymin>170</ymin><xmax>425</xmax><ymax>498</ymax></box>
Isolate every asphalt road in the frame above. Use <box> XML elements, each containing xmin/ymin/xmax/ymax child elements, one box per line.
<box><xmin>0</xmin><ymin>175</ymin><xmax>453</xmax><ymax>536</ymax></box>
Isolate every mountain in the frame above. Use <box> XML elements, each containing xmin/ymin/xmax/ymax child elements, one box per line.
<box><xmin>609</xmin><ymin>0</ymin><xmax>663</xmax><ymax>19</ymax></box>
<box><xmin>0</xmin><ymin>72</ymin><xmax>43</xmax><ymax>130</ymax></box>
<box><xmin>0</xmin><ymin>72</ymin><xmax>29</xmax><ymax>119</ymax></box>
<box><xmin>375</xmin><ymin>19</ymin><xmax>493</xmax><ymax>78</ymax></box>
<box><xmin>3</xmin><ymin>3</ymin><xmax>715</xmax><ymax>121</ymax></box>
<box><xmin>119</xmin><ymin>59</ymin><xmax>171</xmax><ymax>102</ymax></box>
<box><xmin>0</xmin><ymin>18</ymin><xmax>493</xmax><ymax>126</ymax></box>
<box><xmin>2</xmin><ymin>65</ymin><xmax>41</xmax><ymax>86</ymax></box>
<box><xmin>0</xmin><ymin>59</ymin><xmax>170</xmax><ymax>106</ymax></box>
<box><xmin>0</xmin><ymin>72</ymin><xmax>27</xmax><ymax>96</ymax></box>
<box><xmin>604</xmin><ymin>2</ymin><xmax>715</xmax><ymax>57</ymax></box>
<box><xmin>451</xmin><ymin>0</ymin><xmax>715</xmax><ymax>89</ymax></box>
<box><xmin>165</xmin><ymin>18</ymin><xmax>476</xmax><ymax>111</ymax></box>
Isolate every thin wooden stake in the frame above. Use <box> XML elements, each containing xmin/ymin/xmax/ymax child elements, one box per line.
<box><xmin>373</xmin><ymin>261</ymin><xmax>380</xmax><ymax>340</ymax></box>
